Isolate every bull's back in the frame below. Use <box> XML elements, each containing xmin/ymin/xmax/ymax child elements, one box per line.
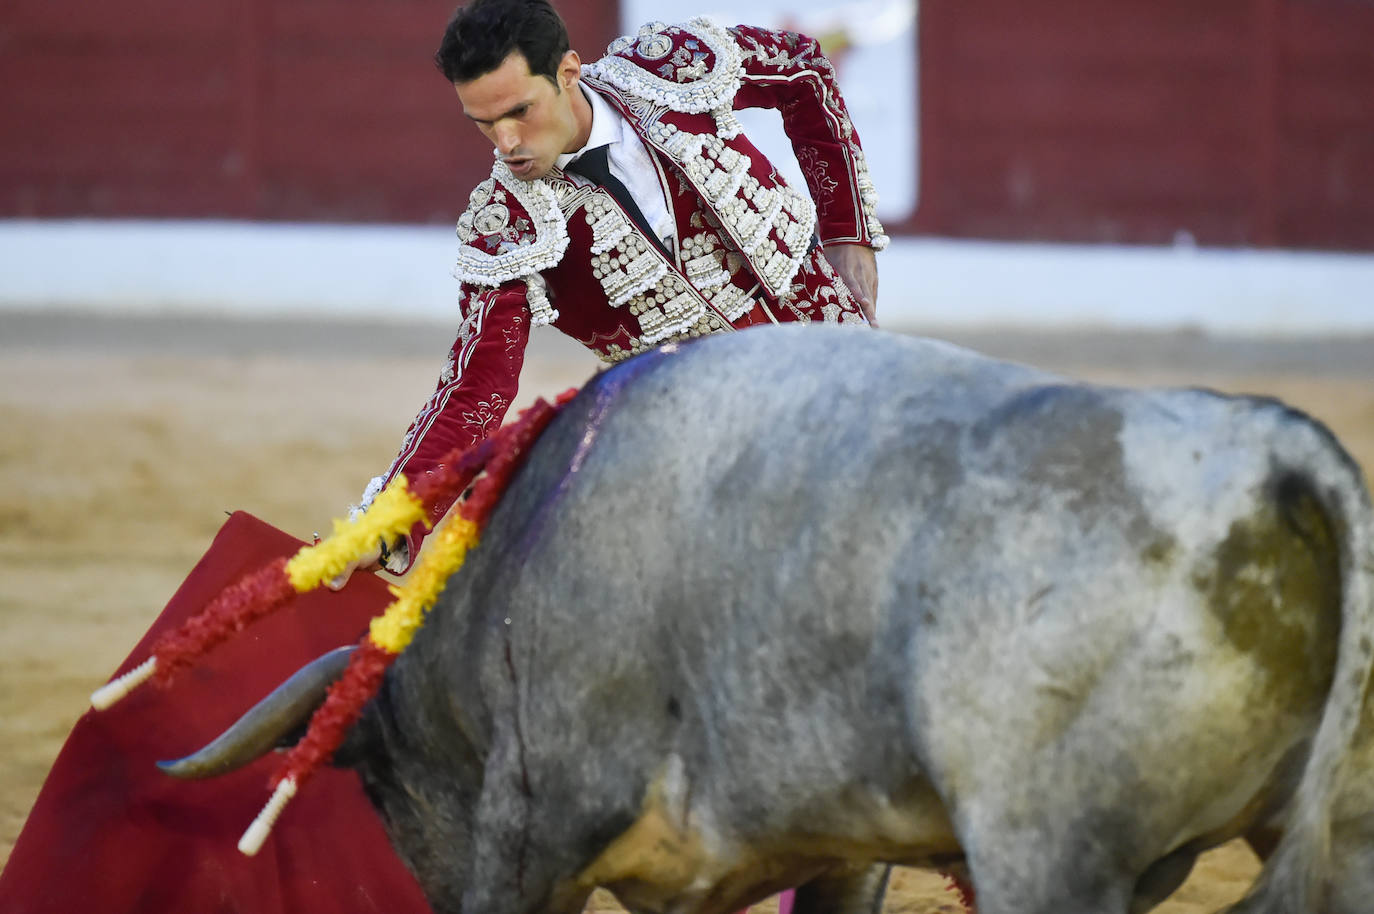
<box><xmin>392</xmin><ymin>325</ymin><xmax>1372</xmax><ymax>902</ymax></box>
<box><xmin>401</xmin><ymin>326</ymin><xmax>1061</xmax><ymax>850</ymax></box>
<box><xmin>416</xmin><ymin>324</ymin><xmax>1353</xmax><ymax>770</ymax></box>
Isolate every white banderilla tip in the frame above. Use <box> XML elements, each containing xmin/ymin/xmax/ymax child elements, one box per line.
<box><xmin>90</xmin><ymin>657</ymin><xmax>158</xmax><ymax>710</ymax></box>
<box><xmin>239</xmin><ymin>777</ymin><xmax>298</xmax><ymax>856</ymax></box>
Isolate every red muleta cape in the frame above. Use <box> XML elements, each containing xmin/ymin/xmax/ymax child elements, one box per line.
<box><xmin>0</xmin><ymin>511</ymin><xmax>432</xmax><ymax>914</ymax></box>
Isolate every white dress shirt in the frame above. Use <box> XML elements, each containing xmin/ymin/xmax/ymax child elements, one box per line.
<box><xmin>557</xmin><ymin>84</ymin><xmax>676</xmax><ymax>250</ymax></box>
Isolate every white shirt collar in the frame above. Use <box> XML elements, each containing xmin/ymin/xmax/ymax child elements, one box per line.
<box><xmin>556</xmin><ymin>85</ymin><xmax>623</xmax><ymax>171</ymax></box>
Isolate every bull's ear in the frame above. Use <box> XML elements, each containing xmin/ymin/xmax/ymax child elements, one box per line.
<box><xmin>158</xmin><ymin>647</ymin><xmax>355</xmax><ymax>779</ymax></box>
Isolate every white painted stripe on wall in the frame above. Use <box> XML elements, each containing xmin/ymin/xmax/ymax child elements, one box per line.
<box><xmin>2</xmin><ymin>220</ymin><xmax>1371</xmax><ymax>334</ymax></box>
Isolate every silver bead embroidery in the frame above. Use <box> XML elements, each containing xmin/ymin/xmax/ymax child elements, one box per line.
<box><xmin>473</xmin><ymin>203</ymin><xmax>510</xmax><ymax>235</ymax></box>
<box><xmin>525</xmin><ymin>273</ymin><xmax>558</xmax><ymax>326</ymax></box>
<box><xmin>584</xmin><ymin>197</ymin><xmax>633</xmax><ymax>255</ymax></box>
<box><xmin>637</xmin><ymin>30</ymin><xmax>674</xmax><ymax>60</ymax></box>
<box><xmin>588</xmin><ymin>18</ymin><xmax>745</xmax><ymax>116</ymax></box>
<box><xmin>452</xmin><ymin>161</ymin><xmax>570</xmax><ymax>289</ymax></box>
<box><xmin>602</xmin><ymin>249</ymin><xmax>668</xmax><ymax>306</ymax></box>
<box><xmin>710</xmin><ymin>282</ymin><xmax>754</xmax><ymax>320</ymax></box>
<box><xmin>684</xmin><ymin>252</ymin><xmax>730</xmax><ymax>289</ymax></box>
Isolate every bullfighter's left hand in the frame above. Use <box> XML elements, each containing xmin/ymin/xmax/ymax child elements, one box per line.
<box><xmin>823</xmin><ymin>242</ymin><xmax>880</xmax><ymax>327</ymax></box>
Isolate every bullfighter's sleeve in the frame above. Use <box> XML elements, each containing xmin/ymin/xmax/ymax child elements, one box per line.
<box><xmin>354</xmin><ymin>280</ymin><xmax>530</xmax><ymax>571</ymax></box>
<box><xmin>727</xmin><ymin>24</ymin><xmax>888</xmax><ymax>250</ymax></box>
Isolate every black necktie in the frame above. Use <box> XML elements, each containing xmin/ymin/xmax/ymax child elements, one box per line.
<box><xmin>566</xmin><ymin>145</ymin><xmax>669</xmax><ymax>257</ymax></box>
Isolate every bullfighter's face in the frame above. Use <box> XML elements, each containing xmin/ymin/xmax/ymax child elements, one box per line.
<box><xmin>455</xmin><ymin>49</ymin><xmax>590</xmax><ymax>181</ymax></box>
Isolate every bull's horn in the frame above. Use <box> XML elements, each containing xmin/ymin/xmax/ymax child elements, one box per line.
<box><xmin>157</xmin><ymin>646</ymin><xmax>354</xmax><ymax>779</ymax></box>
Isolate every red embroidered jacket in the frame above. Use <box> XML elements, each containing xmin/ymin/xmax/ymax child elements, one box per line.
<box><xmin>360</xmin><ymin>19</ymin><xmax>888</xmax><ymax>568</ymax></box>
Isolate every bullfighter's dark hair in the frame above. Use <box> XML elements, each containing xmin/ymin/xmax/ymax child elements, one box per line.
<box><xmin>434</xmin><ymin>0</ymin><xmax>571</xmax><ymax>86</ymax></box>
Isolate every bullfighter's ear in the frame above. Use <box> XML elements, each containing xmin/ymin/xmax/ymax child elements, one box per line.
<box><xmin>158</xmin><ymin>647</ymin><xmax>355</xmax><ymax>780</ymax></box>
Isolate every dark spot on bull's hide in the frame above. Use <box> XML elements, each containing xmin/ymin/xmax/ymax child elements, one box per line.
<box><xmin>1140</xmin><ymin>536</ymin><xmax>1177</xmax><ymax>567</ymax></box>
<box><xmin>666</xmin><ymin>696</ymin><xmax>682</xmax><ymax>720</ymax></box>
<box><xmin>1058</xmin><ymin>800</ymin><xmax>1161</xmax><ymax>897</ymax></box>
<box><xmin>1191</xmin><ymin>475</ymin><xmax>1341</xmax><ymax>711</ymax></box>
<box><xmin>969</xmin><ymin>384</ymin><xmax>1163</xmax><ymax>547</ymax></box>
<box><xmin>900</xmin><ymin>418</ymin><xmax>965</xmax><ymax>497</ymax></box>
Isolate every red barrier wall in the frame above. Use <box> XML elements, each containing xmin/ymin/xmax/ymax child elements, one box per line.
<box><xmin>4</xmin><ymin>1</ymin><xmax>1372</xmax><ymax>250</ymax></box>
<box><xmin>1</xmin><ymin>0</ymin><xmax>621</xmax><ymax>223</ymax></box>
<box><xmin>909</xmin><ymin>0</ymin><xmax>1374</xmax><ymax>250</ymax></box>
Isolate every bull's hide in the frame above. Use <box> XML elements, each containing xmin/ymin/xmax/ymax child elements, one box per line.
<box><xmin>173</xmin><ymin>325</ymin><xmax>1374</xmax><ymax>914</ymax></box>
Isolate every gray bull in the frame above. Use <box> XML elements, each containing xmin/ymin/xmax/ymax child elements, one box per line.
<box><xmin>165</xmin><ymin>325</ymin><xmax>1374</xmax><ymax>914</ymax></box>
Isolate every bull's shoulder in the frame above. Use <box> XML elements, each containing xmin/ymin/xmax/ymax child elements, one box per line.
<box><xmin>584</xmin><ymin>19</ymin><xmax>744</xmax><ymax>114</ymax></box>
<box><xmin>453</xmin><ymin>165</ymin><xmax>571</xmax><ymax>287</ymax></box>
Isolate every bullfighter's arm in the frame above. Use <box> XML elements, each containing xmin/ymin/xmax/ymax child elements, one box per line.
<box><xmin>344</xmin><ymin>281</ymin><xmax>530</xmax><ymax>577</ymax></box>
<box><xmin>728</xmin><ymin>24</ymin><xmax>887</xmax><ymax>318</ymax></box>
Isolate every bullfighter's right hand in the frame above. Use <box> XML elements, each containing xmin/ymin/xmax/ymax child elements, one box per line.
<box><xmin>327</xmin><ymin>539</ymin><xmax>385</xmax><ymax>591</ymax></box>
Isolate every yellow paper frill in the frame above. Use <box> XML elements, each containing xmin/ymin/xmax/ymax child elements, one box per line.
<box><xmin>284</xmin><ymin>477</ymin><xmax>427</xmax><ymax>593</ymax></box>
<box><xmin>368</xmin><ymin>515</ymin><xmax>480</xmax><ymax>654</ymax></box>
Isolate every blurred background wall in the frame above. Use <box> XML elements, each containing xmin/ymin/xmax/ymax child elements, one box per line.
<box><xmin>909</xmin><ymin>0</ymin><xmax>1374</xmax><ymax>250</ymax></box>
<box><xmin>6</xmin><ymin>0</ymin><xmax>1372</xmax><ymax>250</ymax></box>
<box><xmin>3</xmin><ymin>0</ymin><xmax>1372</xmax><ymax>332</ymax></box>
<box><xmin>2</xmin><ymin>0</ymin><xmax>620</xmax><ymax>224</ymax></box>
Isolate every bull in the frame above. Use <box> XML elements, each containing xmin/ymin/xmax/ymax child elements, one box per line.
<box><xmin>162</xmin><ymin>324</ymin><xmax>1374</xmax><ymax>914</ymax></box>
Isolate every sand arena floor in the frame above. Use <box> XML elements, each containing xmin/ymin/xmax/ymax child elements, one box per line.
<box><xmin>2</xmin><ymin>312</ymin><xmax>1372</xmax><ymax>912</ymax></box>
